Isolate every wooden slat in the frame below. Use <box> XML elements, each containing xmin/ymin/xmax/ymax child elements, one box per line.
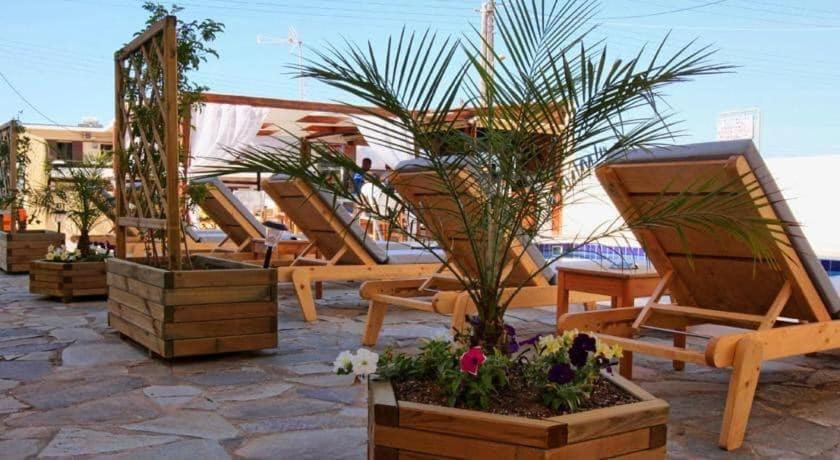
<box><xmin>163</xmin><ymin>316</ymin><xmax>276</xmax><ymax>340</ymax></box>
<box><xmin>171</xmin><ymin>301</ymin><xmax>276</xmax><ymax>323</ymax></box>
<box><xmin>170</xmin><ymin>332</ymin><xmax>277</xmax><ymax>356</ymax></box>
<box><xmin>555</xmin><ymin>399</ymin><xmax>669</xmax><ymax>444</ymax></box>
<box><xmin>595</xmin><ymin>334</ymin><xmax>707</xmax><ymax>366</ymax></box>
<box><xmin>398</xmin><ymin>401</ymin><xmax>565</xmax><ymax>449</ymax></box>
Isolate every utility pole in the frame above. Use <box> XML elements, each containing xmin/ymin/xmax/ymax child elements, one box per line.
<box><xmin>479</xmin><ymin>0</ymin><xmax>496</xmax><ymax>101</ymax></box>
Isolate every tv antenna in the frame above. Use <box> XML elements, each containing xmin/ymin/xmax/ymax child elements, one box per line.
<box><xmin>256</xmin><ymin>26</ymin><xmax>305</xmax><ymax>100</ymax></box>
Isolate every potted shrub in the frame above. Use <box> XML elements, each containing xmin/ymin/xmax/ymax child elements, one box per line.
<box><xmin>28</xmin><ymin>155</ymin><xmax>114</xmax><ymax>301</ymax></box>
<box><xmin>0</xmin><ymin>121</ymin><xmax>65</xmax><ymax>273</ymax></box>
<box><xmin>209</xmin><ymin>0</ymin><xmax>773</xmax><ymax>455</ymax></box>
<box><xmin>30</xmin><ymin>244</ymin><xmax>113</xmax><ymax>303</ymax></box>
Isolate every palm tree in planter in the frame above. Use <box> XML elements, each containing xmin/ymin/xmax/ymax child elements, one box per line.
<box><xmin>208</xmin><ymin>0</ymin><xmax>783</xmax><ymax>456</ymax></box>
<box><xmin>28</xmin><ymin>156</ymin><xmax>114</xmax><ymax>302</ymax></box>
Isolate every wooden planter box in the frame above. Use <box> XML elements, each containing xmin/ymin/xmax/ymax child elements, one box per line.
<box><xmin>106</xmin><ymin>255</ymin><xmax>278</xmax><ymax>358</ymax></box>
<box><xmin>0</xmin><ymin>230</ymin><xmax>66</xmax><ymax>273</ymax></box>
<box><xmin>29</xmin><ymin>260</ymin><xmax>107</xmax><ymax>302</ymax></box>
<box><xmin>368</xmin><ymin>373</ymin><xmax>668</xmax><ymax>459</ymax></box>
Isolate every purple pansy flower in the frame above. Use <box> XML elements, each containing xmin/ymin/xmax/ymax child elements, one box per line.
<box><xmin>548</xmin><ymin>363</ymin><xmax>575</xmax><ymax>384</ymax></box>
<box><xmin>569</xmin><ymin>345</ymin><xmax>589</xmax><ymax>368</ymax></box>
<box><xmin>572</xmin><ymin>333</ymin><xmax>596</xmax><ymax>352</ymax></box>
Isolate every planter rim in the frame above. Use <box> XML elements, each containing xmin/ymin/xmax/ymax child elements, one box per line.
<box><xmin>106</xmin><ymin>255</ymin><xmax>273</xmax><ymax>273</ymax></box>
<box><xmin>369</xmin><ymin>369</ymin><xmax>663</xmax><ymax>423</ymax></box>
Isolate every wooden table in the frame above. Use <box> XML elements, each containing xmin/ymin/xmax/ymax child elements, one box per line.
<box><xmin>556</xmin><ymin>261</ymin><xmax>662</xmax><ymax>379</ymax></box>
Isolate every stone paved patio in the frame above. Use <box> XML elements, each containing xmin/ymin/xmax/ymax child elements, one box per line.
<box><xmin>1</xmin><ymin>272</ymin><xmax>840</xmax><ymax>459</ymax></box>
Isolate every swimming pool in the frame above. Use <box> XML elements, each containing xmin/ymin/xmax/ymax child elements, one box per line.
<box><xmin>541</xmin><ymin>242</ymin><xmax>840</xmax><ymax>278</ymax></box>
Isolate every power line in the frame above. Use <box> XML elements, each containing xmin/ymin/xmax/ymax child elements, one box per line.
<box><xmin>0</xmin><ymin>70</ymin><xmax>75</xmax><ymax>130</ymax></box>
<box><xmin>599</xmin><ymin>0</ymin><xmax>729</xmax><ymax>20</ymax></box>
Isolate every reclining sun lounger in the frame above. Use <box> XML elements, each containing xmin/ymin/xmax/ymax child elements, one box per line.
<box><xmin>556</xmin><ymin>140</ymin><xmax>840</xmax><ymax>450</ymax></box>
<box><xmin>261</xmin><ymin>174</ymin><xmax>443</xmax><ymax>322</ymax></box>
<box><xmin>192</xmin><ymin>177</ymin><xmax>267</xmax><ymax>252</ymax></box>
<box><xmin>359</xmin><ymin>158</ymin><xmax>607</xmax><ymax>346</ymax></box>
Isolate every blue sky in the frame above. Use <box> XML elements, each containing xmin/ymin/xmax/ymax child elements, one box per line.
<box><xmin>1</xmin><ymin>0</ymin><xmax>839</xmax><ymax>156</ymax></box>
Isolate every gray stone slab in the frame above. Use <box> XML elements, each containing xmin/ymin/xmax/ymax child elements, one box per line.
<box><xmin>49</xmin><ymin>327</ymin><xmax>103</xmax><ymax>342</ymax></box>
<box><xmin>297</xmin><ymin>386</ymin><xmax>363</xmax><ymax>404</ymax></box>
<box><xmin>285</xmin><ymin>374</ymin><xmax>355</xmax><ymax>388</ymax></box>
<box><xmin>183</xmin><ymin>369</ymin><xmax>269</xmax><ymax>387</ymax></box>
<box><xmin>235</xmin><ymin>427</ymin><xmax>365</xmax><ymax>459</ymax></box>
<box><xmin>94</xmin><ymin>439</ymin><xmax>231</xmax><ymax>460</ymax></box>
<box><xmin>40</xmin><ymin>428</ymin><xmax>179</xmax><ymax>457</ymax></box>
<box><xmin>14</xmin><ymin>375</ymin><xmax>145</xmax><ymax>410</ymax></box>
<box><xmin>0</xmin><ymin>396</ymin><xmax>27</xmax><ymax>414</ymax></box>
<box><xmin>6</xmin><ymin>394</ymin><xmax>160</xmax><ymax>427</ymax></box>
<box><xmin>0</xmin><ymin>328</ymin><xmax>43</xmax><ymax>342</ymax></box>
<box><xmin>208</xmin><ymin>383</ymin><xmax>293</xmax><ymax>402</ymax></box>
<box><xmin>221</xmin><ymin>398</ymin><xmax>340</xmax><ymax>420</ymax></box>
<box><xmin>0</xmin><ymin>439</ymin><xmax>41</xmax><ymax>459</ymax></box>
<box><xmin>123</xmin><ymin>411</ymin><xmax>240</xmax><ymax>440</ymax></box>
<box><xmin>0</xmin><ymin>361</ymin><xmax>52</xmax><ymax>381</ymax></box>
<box><xmin>0</xmin><ymin>378</ymin><xmax>19</xmax><ymax>391</ymax></box>
<box><xmin>61</xmin><ymin>343</ymin><xmax>146</xmax><ymax>367</ymax></box>
<box><xmin>241</xmin><ymin>414</ymin><xmax>366</xmax><ymax>434</ymax></box>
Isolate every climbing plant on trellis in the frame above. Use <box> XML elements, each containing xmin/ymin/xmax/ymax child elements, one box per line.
<box><xmin>114</xmin><ymin>16</ymin><xmax>182</xmax><ymax>269</ymax></box>
<box><xmin>0</xmin><ymin>120</ymin><xmax>19</xmax><ymax>233</ymax></box>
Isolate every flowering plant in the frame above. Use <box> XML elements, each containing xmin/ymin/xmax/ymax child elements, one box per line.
<box><xmin>523</xmin><ymin>330</ymin><xmax>623</xmax><ymax>412</ymax></box>
<box><xmin>337</xmin><ymin>321</ymin><xmax>622</xmax><ymax>414</ymax></box>
<box><xmin>333</xmin><ymin>348</ymin><xmax>380</xmax><ymax>383</ymax></box>
<box><xmin>44</xmin><ymin>244</ymin><xmax>113</xmax><ymax>263</ymax></box>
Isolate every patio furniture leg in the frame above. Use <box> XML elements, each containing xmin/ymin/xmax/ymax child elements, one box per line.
<box><xmin>363</xmin><ymin>300</ymin><xmax>388</xmax><ymax>346</ymax></box>
<box><xmin>291</xmin><ymin>270</ymin><xmax>318</xmax><ymax>322</ymax></box>
<box><xmin>673</xmin><ymin>326</ymin><xmax>686</xmax><ymax>371</ymax></box>
<box><xmin>719</xmin><ymin>337</ymin><xmax>763</xmax><ymax>451</ymax></box>
<box><xmin>451</xmin><ymin>293</ymin><xmax>471</xmax><ymax>335</ymax></box>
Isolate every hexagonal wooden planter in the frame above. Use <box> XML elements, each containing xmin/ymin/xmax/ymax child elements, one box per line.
<box><xmin>368</xmin><ymin>372</ymin><xmax>668</xmax><ymax>459</ymax></box>
<box><xmin>106</xmin><ymin>255</ymin><xmax>278</xmax><ymax>358</ymax></box>
<box><xmin>29</xmin><ymin>260</ymin><xmax>107</xmax><ymax>303</ymax></box>
<box><xmin>0</xmin><ymin>230</ymin><xmax>66</xmax><ymax>273</ymax></box>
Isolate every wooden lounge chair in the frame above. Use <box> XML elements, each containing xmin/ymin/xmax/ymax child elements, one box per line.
<box><xmin>360</xmin><ymin>159</ymin><xmax>607</xmax><ymax>346</ymax></box>
<box><xmin>192</xmin><ymin>177</ymin><xmax>266</xmax><ymax>252</ymax></box>
<box><xmin>261</xmin><ymin>174</ymin><xmax>443</xmax><ymax>322</ymax></box>
<box><xmin>556</xmin><ymin>140</ymin><xmax>840</xmax><ymax>451</ymax></box>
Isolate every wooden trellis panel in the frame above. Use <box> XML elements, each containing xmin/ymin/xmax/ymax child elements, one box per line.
<box><xmin>0</xmin><ymin>120</ymin><xmax>18</xmax><ymax>234</ymax></box>
<box><xmin>113</xmin><ymin>16</ymin><xmax>181</xmax><ymax>269</ymax></box>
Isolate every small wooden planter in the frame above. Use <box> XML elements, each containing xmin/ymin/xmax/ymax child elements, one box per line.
<box><xmin>0</xmin><ymin>230</ymin><xmax>66</xmax><ymax>273</ymax></box>
<box><xmin>106</xmin><ymin>255</ymin><xmax>278</xmax><ymax>358</ymax></box>
<box><xmin>368</xmin><ymin>373</ymin><xmax>668</xmax><ymax>459</ymax></box>
<box><xmin>29</xmin><ymin>260</ymin><xmax>107</xmax><ymax>302</ymax></box>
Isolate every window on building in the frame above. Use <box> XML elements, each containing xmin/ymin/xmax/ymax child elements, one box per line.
<box><xmin>100</xmin><ymin>144</ymin><xmax>113</xmax><ymax>153</ymax></box>
<box><xmin>54</xmin><ymin>142</ymin><xmax>73</xmax><ymax>161</ymax></box>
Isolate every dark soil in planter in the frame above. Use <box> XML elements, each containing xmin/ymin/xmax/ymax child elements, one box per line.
<box><xmin>393</xmin><ymin>373</ymin><xmax>638</xmax><ymax>419</ymax></box>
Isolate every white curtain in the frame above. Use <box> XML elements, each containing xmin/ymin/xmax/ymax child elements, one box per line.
<box><xmin>351</xmin><ymin>114</ymin><xmax>415</xmax><ymax>169</ymax></box>
<box><xmin>190</xmin><ymin>103</ymin><xmax>271</xmax><ymax>171</ymax></box>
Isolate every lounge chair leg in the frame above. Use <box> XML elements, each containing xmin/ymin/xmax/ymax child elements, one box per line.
<box><xmin>619</xmin><ymin>351</ymin><xmax>633</xmax><ymax>380</ymax></box>
<box><xmin>451</xmin><ymin>294</ymin><xmax>471</xmax><ymax>336</ymax></box>
<box><xmin>673</xmin><ymin>327</ymin><xmax>686</xmax><ymax>371</ymax></box>
<box><xmin>719</xmin><ymin>337</ymin><xmax>763</xmax><ymax>451</ymax></box>
<box><xmin>291</xmin><ymin>271</ymin><xmax>318</xmax><ymax>322</ymax></box>
<box><xmin>362</xmin><ymin>301</ymin><xmax>388</xmax><ymax>346</ymax></box>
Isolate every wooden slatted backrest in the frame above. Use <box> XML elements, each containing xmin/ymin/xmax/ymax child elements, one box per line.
<box><xmin>597</xmin><ymin>140</ymin><xmax>838</xmax><ymax>322</ymax></box>
<box><xmin>261</xmin><ymin>174</ymin><xmax>383</xmax><ymax>266</ymax></box>
<box><xmin>390</xmin><ymin>161</ymin><xmax>552</xmax><ymax>287</ymax></box>
<box><xmin>193</xmin><ymin>177</ymin><xmax>265</xmax><ymax>247</ymax></box>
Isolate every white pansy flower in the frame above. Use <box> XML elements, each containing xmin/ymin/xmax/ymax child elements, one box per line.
<box><xmin>351</xmin><ymin>348</ymin><xmax>379</xmax><ymax>377</ymax></box>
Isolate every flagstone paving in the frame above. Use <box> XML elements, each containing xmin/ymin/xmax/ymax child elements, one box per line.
<box><xmin>1</xmin><ymin>271</ymin><xmax>840</xmax><ymax>458</ymax></box>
